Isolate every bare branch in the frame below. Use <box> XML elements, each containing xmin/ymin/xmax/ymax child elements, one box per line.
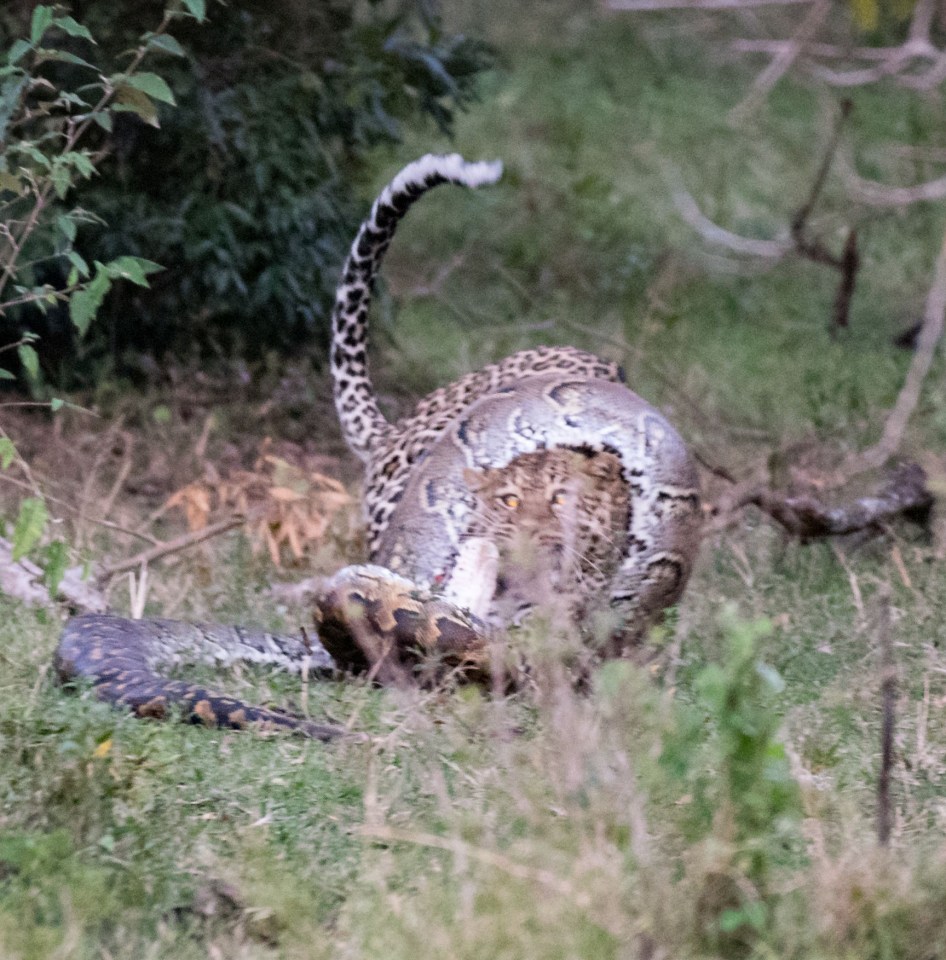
<box><xmin>907</xmin><ymin>0</ymin><xmax>935</xmax><ymax>47</ymax></box>
<box><xmin>673</xmin><ymin>100</ymin><xmax>859</xmax><ymax>330</ymax></box>
<box><xmin>672</xmin><ymin>187</ymin><xmax>790</xmax><ymax>258</ymax></box>
<box><xmin>708</xmin><ymin>462</ymin><xmax>932</xmax><ymax>539</ymax></box>
<box><xmin>809</xmin><ymin>58</ymin><xmax>916</xmax><ymax>88</ymax></box>
<box><xmin>731</xmin><ymin>39</ymin><xmax>933</xmax><ymax>62</ymax></box>
<box><xmin>842</xmin><ymin>159</ymin><xmax>946</xmax><ymax>208</ymax></box>
<box><xmin>897</xmin><ymin>51</ymin><xmax>946</xmax><ymax>90</ymax></box>
<box><xmin>745</xmin><ymin>463</ymin><xmax>932</xmax><ymax>539</ymax></box>
<box><xmin>848</xmin><ymin>230</ymin><xmax>946</xmax><ymax>473</ymax></box>
<box><xmin>98</xmin><ymin>515</ymin><xmax>246</xmax><ymax>582</ymax></box>
<box><xmin>729</xmin><ymin>0</ymin><xmax>830</xmax><ymax>119</ymax></box>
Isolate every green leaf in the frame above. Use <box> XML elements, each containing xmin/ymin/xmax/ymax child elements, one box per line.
<box><xmin>103</xmin><ymin>256</ymin><xmax>163</xmax><ymax>286</ymax></box>
<box><xmin>17</xmin><ymin>344</ymin><xmax>39</xmax><ymax>382</ymax></box>
<box><xmin>37</xmin><ymin>49</ymin><xmax>96</xmax><ymax>70</ymax></box>
<box><xmin>12</xmin><ymin>497</ymin><xmax>47</xmax><ymax>562</ymax></box>
<box><xmin>67</xmin><ymin>250</ymin><xmax>89</xmax><ymax>278</ymax></box>
<box><xmin>30</xmin><ymin>6</ymin><xmax>54</xmax><ymax>45</ymax></box>
<box><xmin>0</xmin><ymin>368</ymin><xmax>15</xmax><ymax>381</ymax></box>
<box><xmin>92</xmin><ymin>111</ymin><xmax>113</xmax><ymax>132</ymax></box>
<box><xmin>7</xmin><ymin>40</ymin><xmax>32</xmax><ymax>66</ymax></box>
<box><xmin>0</xmin><ymin>436</ymin><xmax>16</xmax><ymax>468</ymax></box>
<box><xmin>146</xmin><ymin>34</ymin><xmax>186</xmax><ymax>57</ymax></box>
<box><xmin>0</xmin><ymin>75</ymin><xmax>27</xmax><ymax>142</ymax></box>
<box><xmin>0</xmin><ymin>170</ymin><xmax>21</xmax><ymax>195</ymax></box>
<box><xmin>43</xmin><ymin>540</ymin><xmax>69</xmax><ymax>595</ymax></box>
<box><xmin>49</xmin><ymin>397</ymin><xmax>64</xmax><ymax>411</ymax></box>
<box><xmin>69</xmin><ymin>152</ymin><xmax>95</xmax><ymax>178</ymax></box>
<box><xmin>113</xmin><ymin>85</ymin><xmax>158</xmax><ymax>127</ymax></box>
<box><xmin>69</xmin><ymin>269</ymin><xmax>111</xmax><ymax>336</ymax></box>
<box><xmin>124</xmin><ymin>72</ymin><xmax>175</xmax><ymax>105</ymax></box>
<box><xmin>50</xmin><ymin>162</ymin><xmax>71</xmax><ymax>199</ymax></box>
<box><xmin>50</xmin><ymin>16</ymin><xmax>95</xmax><ymax>42</ymax></box>
<box><xmin>181</xmin><ymin>0</ymin><xmax>207</xmax><ymax>22</ymax></box>
<box><xmin>57</xmin><ymin>214</ymin><xmax>77</xmax><ymax>244</ymax></box>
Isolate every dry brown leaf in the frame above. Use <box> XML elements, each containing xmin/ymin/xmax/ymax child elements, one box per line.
<box><xmin>166</xmin><ymin>447</ymin><xmax>354</xmax><ymax>565</ymax></box>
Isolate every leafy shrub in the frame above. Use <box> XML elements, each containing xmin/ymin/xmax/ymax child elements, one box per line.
<box><xmin>0</xmin><ymin>1</ymin><xmax>493</xmax><ymax>383</ymax></box>
<box><xmin>0</xmin><ymin>3</ymin><xmax>208</xmax><ymax>577</ymax></box>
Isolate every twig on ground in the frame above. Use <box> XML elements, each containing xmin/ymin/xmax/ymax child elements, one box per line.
<box><xmin>98</xmin><ymin>515</ymin><xmax>245</xmax><ymax>582</ymax></box>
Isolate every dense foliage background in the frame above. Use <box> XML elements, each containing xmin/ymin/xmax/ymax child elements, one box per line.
<box><xmin>0</xmin><ymin>0</ymin><xmax>492</xmax><ymax>382</ymax></box>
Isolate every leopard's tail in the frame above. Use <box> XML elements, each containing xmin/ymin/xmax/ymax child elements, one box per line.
<box><xmin>55</xmin><ymin>614</ymin><xmax>347</xmax><ymax>741</ymax></box>
<box><xmin>331</xmin><ymin>153</ymin><xmax>503</xmax><ymax>462</ymax></box>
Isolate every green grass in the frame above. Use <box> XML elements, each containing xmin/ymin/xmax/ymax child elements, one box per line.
<box><xmin>4</xmin><ymin>3</ymin><xmax>946</xmax><ymax>957</ymax></box>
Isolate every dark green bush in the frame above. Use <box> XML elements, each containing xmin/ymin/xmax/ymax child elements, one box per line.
<box><xmin>0</xmin><ymin>0</ymin><xmax>492</xmax><ymax>381</ymax></box>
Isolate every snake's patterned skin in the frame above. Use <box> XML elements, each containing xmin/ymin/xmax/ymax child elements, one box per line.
<box><xmin>329</xmin><ymin>154</ymin><xmax>622</xmax><ymax>551</ymax></box>
<box><xmin>325</xmin><ymin>154</ymin><xmax>702</xmax><ymax>658</ymax></box>
<box><xmin>55</xmin><ymin>616</ymin><xmax>344</xmax><ymax>739</ymax></box>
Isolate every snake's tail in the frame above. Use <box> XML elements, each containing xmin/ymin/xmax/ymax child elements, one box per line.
<box><xmin>91</xmin><ymin>673</ymin><xmax>344</xmax><ymax>741</ymax></box>
<box><xmin>55</xmin><ymin>615</ymin><xmax>347</xmax><ymax>741</ymax></box>
<box><xmin>331</xmin><ymin>154</ymin><xmax>503</xmax><ymax>462</ymax></box>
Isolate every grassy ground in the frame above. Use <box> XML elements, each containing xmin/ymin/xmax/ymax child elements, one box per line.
<box><xmin>3</xmin><ymin>3</ymin><xmax>946</xmax><ymax>957</ymax></box>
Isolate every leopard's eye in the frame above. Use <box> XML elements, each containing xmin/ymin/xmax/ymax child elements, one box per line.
<box><xmin>550</xmin><ymin>489</ymin><xmax>569</xmax><ymax>507</ymax></box>
<box><xmin>499</xmin><ymin>493</ymin><xmax>521</xmax><ymax>510</ymax></box>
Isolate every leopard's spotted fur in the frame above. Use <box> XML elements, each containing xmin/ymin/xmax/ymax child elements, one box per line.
<box><xmin>461</xmin><ymin>448</ymin><xmax>629</xmax><ymax>626</ymax></box>
<box><xmin>330</xmin><ymin>154</ymin><xmax>623</xmax><ymax>553</ymax></box>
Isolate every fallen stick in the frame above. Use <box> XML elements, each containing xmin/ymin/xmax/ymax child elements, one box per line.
<box><xmin>0</xmin><ymin>536</ymin><xmax>107</xmax><ymax>613</ymax></box>
<box><xmin>98</xmin><ymin>515</ymin><xmax>246</xmax><ymax>581</ymax></box>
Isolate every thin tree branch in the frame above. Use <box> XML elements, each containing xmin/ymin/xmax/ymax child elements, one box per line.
<box><xmin>98</xmin><ymin>515</ymin><xmax>246</xmax><ymax>582</ymax></box>
<box><xmin>729</xmin><ymin>0</ymin><xmax>830</xmax><ymax>119</ymax></box>
<box><xmin>671</xmin><ymin>187</ymin><xmax>791</xmax><ymax>258</ymax></box>
<box><xmin>707</xmin><ymin>463</ymin><xmax>932</xmax><ymax>538</ymax></box>
<box><xmin>848</xmin><ymin>229</ymin><xmax>946</xmax><ymax>474</ymax></box>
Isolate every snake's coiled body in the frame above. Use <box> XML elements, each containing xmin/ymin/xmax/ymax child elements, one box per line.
<box><xmin>375</xmin><ymin>375</ymin><xmax>700</xmax><ymax>639</ymax></box>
